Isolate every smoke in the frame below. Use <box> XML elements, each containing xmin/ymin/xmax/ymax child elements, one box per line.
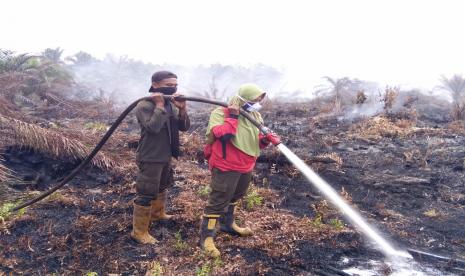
<box><xmin>67</xmin><ymin>54</ymin><xmax>289</xmax><ymax>105</ymax></box>
<box><xmin>341</xmin><ymin>86</ymin><xmax>454</xmax><ymax>122</ymax></box>
<box><xmin>344</xmin><ymin>101</ymin><xmax>384</xmax><ymax>120</ymax></box>
<box><xmin>68</xmin><ymin>54</ymin><xmax>156</xmax><ymax>104</ymax></box>
<box><xmin>65</xmin><ymin>52</ymin><xmax>460</xmax><ymax>123</ymax></box>
<box><xmin>180</xmin><ymin>64</ymin><xmax>287</xmax><ymax>101</ymax></box>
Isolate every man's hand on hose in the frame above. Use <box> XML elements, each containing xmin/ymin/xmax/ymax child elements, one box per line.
<box><xmin>151</xmin><ymin>92</ymin><xmax>165</xmax><ymax>109</ymax></box>
<box><xmin>172</xmin><ymin>92</ymin><xmax>187</xmax><ymax>111</ymax></box>
<box><xmin>266</xmin><ymin>132</ymin><xmax>281</xmax><ymax>145</ymax></box>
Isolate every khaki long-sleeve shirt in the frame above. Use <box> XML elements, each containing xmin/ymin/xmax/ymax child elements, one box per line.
<box><xmin>135</xmin><ymin>100</ymin><xmax>190</xmax><ymax>163</ymax></box>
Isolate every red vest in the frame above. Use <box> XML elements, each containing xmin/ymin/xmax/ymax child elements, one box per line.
<box><xmin>204</xmin><ymin>108</ymin><xmax>267</xmax><ymax>173</ymax></box>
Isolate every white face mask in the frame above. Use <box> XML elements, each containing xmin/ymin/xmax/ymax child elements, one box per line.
<box><xmin>237</xmin><ymin>95</ymin><xmax>262</xmax><ymax>112</ymax></box>
<box><xmin>244</xmin><ymin>102</ymin><xmax>262</xmax><ymax>112</ymax></box>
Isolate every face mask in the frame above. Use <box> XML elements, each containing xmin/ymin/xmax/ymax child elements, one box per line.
<box><xmin>242</xmin><ymin>101</ymin><xmax>262</xmax><ymax>112</ymax></box>
<box><xmin>152</xmin><ymin>86</ymin><xmax>177</xmax><ymax>95</ymax></box>
<box><xmin>237</xmin><ymin>94</ymin><xmax>262</xmax><ymax>112</ymax></box>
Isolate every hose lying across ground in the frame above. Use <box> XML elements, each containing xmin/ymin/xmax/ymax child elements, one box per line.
<box><xmin>12</xmin><ymin>96</ymin><xmax>270</xmax><ymax>212</ymax></box>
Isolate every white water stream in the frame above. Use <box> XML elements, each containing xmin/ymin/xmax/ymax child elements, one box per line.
<box><xmin>276</xmin><ymin>144</ymin><xmax>461</xmax><ymax>274</ymax></box>
<box><xmin>276</xmin><ymin>144</ymin><xmax>412</xmax><ymax>258</ymax></box>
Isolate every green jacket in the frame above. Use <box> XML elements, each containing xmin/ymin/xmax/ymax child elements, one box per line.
<box><xmin>206</xmin><ymin>83</ymin><xmax>265</xmax><ymax>157</ymax></box>
<box><xmin>135</xmin><ymin>100</ymin><xmax>190</xmax><ymax>163</ymax></box>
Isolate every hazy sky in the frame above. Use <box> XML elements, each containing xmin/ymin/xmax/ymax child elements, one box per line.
<box><xmin>2</xmin><ymin>0</ymin><xmax>465</xmax><ymax>91</ymax></box>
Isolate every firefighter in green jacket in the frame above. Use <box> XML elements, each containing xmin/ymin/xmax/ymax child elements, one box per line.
<box><xmin>131</xmin><ymin>71</ymin><xmax>190</xmax><ymax>244</ymax></box>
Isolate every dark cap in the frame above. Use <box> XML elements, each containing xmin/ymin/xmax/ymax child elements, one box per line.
<box><xmin>149</xmin><ymin>71</ymin><xmax>178</xmax><ymax>92</ymax></box>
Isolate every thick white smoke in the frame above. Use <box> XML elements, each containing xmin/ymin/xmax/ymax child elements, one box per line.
<box><xmin>67</xmin><ymin>54</ymin><xmax>290</xmax><ymax>105</ymax></box>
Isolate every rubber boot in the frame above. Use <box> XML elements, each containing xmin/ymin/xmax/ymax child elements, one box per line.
<box><xmin>130</xmin><ymin>203</ymin><xmax>158</xmax><ymax>244</ymax></box>
<box><xmin>219</xmin><ymin>202</ymin><xmax>253</xmax><ymax>236</ymax></box>
<box><xmin>150</xmin><ymin>191</ymin><xmax>173</xmax><ymax>221</ymax></box>
<box><xmin>199</xmin><ymin>214</ymin><xmax>221</xmax><ymax>257</ymax></box>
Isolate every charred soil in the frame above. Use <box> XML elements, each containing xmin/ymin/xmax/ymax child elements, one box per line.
<box><xmin>1</xmin><ymin>102</ymin><xmax>465</xmax><ymax>275</ymax></box>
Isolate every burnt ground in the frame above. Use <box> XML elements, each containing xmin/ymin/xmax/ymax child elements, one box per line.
<box><xmin>1</xmin><ymin>102</ymin><xmax>465</xmax><ymax>275</ymax></box>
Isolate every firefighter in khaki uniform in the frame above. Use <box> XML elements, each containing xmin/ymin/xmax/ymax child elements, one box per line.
<box><xmin>131</xmin><ymin>71</ymin><xmax>190</xmax><ymax>244</ymax></box>
<box><xmin>200</xmin><ymin>83</ymin><xmax>281</xmax><ymax>256</ymax></box>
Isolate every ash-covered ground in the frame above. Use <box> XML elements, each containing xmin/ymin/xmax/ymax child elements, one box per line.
<box><xmin>1</xmin><ymin>100</ymin><xmax>465</xmax><ymax>275</ymax></box>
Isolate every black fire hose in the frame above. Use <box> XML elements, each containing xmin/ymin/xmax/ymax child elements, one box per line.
<box><xmin>12</xmin><ymin>96</ymin><xmax>270</xmax><ymax>212</ymax></box>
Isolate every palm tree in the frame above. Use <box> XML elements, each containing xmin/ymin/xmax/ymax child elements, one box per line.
<box><xmin>438</xmin><ymin>74</ymin><xmax>465</xmax><ymax>102</ymax></box>
<box><xmin>66</xmin><ymin>51</ymin><xmax>95</xmax><ymax>66</ymax></box>
<box><xmin>0</xmin><ymin>49</ymin><xmax>72</xmax><ymax>110</ymax></box>
<box><xmin>0</xmin><ymin>49</ymin><xmax>36</xmax><ymax>73</ymax></box>
<box><xmin>41</xmin><ymin>47</ymin><xmax>64</xmax><ymax>64</ymax></box>
<box><xmin>315</xmin><ymin>77</ymin><xmax>364</xmax><ymax>113</ymax></box>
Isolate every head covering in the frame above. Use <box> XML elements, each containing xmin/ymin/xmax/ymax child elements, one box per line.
<box><xmin>206</xmin><ymin>83</ymin><xmax>266</xmax><ymax>157</ymax></box>
<box><xmin>149</xmin><ymin>71</ymin><xmax>177</xmax><ymax>92</ymax></box>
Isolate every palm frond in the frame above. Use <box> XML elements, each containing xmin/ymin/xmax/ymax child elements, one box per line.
<box><xmin>41</xmin><ymin>48</ymin><xmax>64</xmax><ymax>63</ymax></box>
<box><xmin>0</xmin><ymin>156</ymin><xmax>15</xmax><ymax>182</ymax></box>
<box><xmin>0</xmin><ymin>50</ymin><xmax>37</xmax><ymax>73</ymax></box>
<box><xmin>439</xmin><ymin>74</ymin><xmax>465</xmax><ymax>102</ymax></box>
<box><xmin>14</xmin><ymin>94</ymin><xmax>35</xmax><ymax>106</ymax></box>
<box><xmin>0</xmin><ymin>96</ymin><xmax>17</xmax><ymax>116</ymax></box>
<box><xmin>0</xmin><ymin>115</ymin><xmax>115</xmax><ymax>171</ymax></box>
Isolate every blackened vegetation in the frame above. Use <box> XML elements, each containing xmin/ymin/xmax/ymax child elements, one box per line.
<box><xmin>1</xmin><ymin>98</ymin><xmax>465</xmax><ymax>275</ymax></box>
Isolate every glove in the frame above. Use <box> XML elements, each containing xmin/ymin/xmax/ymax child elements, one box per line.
<box><xmin>266</xmin><ymin>132</ymin><xmax>281</xmax><ymax>145</ymax></box>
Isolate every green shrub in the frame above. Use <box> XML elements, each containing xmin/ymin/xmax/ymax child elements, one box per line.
<box><xmin>148</xmin><ymin>261</ymin><xmax>163</xmax><ymax>276</ymax></box>
<box><xmin>197</xmin><ymin>185</ymin><xmax>211</xmax><ymax>198</ymax></box>
<box><xmin>174</xmin><ymin>230</ymin><xmax>189</xmax><ymax>252</ymax></box>
<box><xmin>195</xmin><ymin>263</ymin><xmax>212</xmax><ymax>276</ymax></box>
<box><xmin>0</xmin><ymin>201</ymin><xmax>25</xmax><ymax>221</ymax></box>
<box><xmin>328</xmin><ymin>218</ymin><xmax>345</xmax><ymax>230</ymax></box>
<box><xmin>84</xmin><ymin>122</ymin><xmax>108</xmax><ymax>132</ymax></box>
<box><xmin>309</xmin><ymin>214</ymin><xmax>323</xmax><ymax>228</ymax></box>
<box><xmin>243</xmin><ymin>188</ymin><xmax>263</xmax><ymax>210</ymax></box>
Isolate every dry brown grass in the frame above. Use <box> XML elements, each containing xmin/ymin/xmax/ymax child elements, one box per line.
<box><xmin>403</xmin><ymin>137</ymin><xmax>446</xmax><ymax>168</ymax></box>
<box><xmin>403</xmin><ymin>149</ymin><xmax>421</xmax><ymax>163</ymax></box>
<box><xmin>315</xmin><ymin>152</ymin><xmax>343</xmax><ymax>168</ymax></box>
<box><xmin>0</xmin><ymin>96</ymin><xmax>18</xmax><ymax>117</ymax></box>
<box><xmin>180</xmin><ymin>131</ymin><xmax>204</xmax><ymax>159</ymax></box>
<box><xmin>355</xmin><ymin>90</ymin><xmax>367</xmax><ymax>104</ymax></box>
<box><xmin>0</xmin><ymin>72</ymin><xmax>34</xmax><ymax>100</ymax></box>
<box><xmin>381</xmin><ymin>86</ymin><xmax>399</xmax><ymax>110</ymax></box>
<box><xmin>451</xmin><ymin>103</ymin><xmax>465</xmax><ymax>121</ymax></box>
<box><xmin>403</xmin><ymin>148</ymin><xmax>431</xmax><ymax>168</ymax></box>
<box><xmin>423</xmin><ymin>209</ymin><xmax>442</xmax><ymax>219</ymax></box>
<box><xmin>402</xmin><ymin>95</ymin><xmax>418</xmax><ymax>108</ymax></box>
<box><xmin>0</xmin><ymin>115</ymin><xmax>115</xmax><ymax>171</ymax></box>
<box><xmin>0</xmin><ymin>156</ymin><xmax>14</xmax><ymax>182</ymax></box>
<box><xmin>350</xmin><ymin>115</ymin><xmax>443</xmax><ymax>142</ymax></box>
<box><xmin>448</xmin><ymin>120</ymin><xmax>465</xmax><ymax>135</ymax></box>
<box><xmin>349</xmin><ymin>116</ymin><xmax>416</xmax><ymax>140</ymax></box>
<box><xmin>309</xmin><ymin>152</ymin><xmax>344</xmax><ymax>172</ymax></box>
<box><xmin>316</xmin><ymin>98</ymin><xmax>342</xmax><ymax>115</ymax></box>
